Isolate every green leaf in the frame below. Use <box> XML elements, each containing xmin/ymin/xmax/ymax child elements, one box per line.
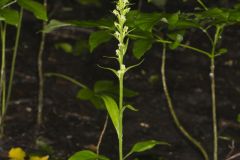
<box><xmin>124</xmin><ymin>140</ymin><xmax>170</xmax><ymax>159</ymax></box>
<box><xmin>18</xmin><ymin>0</ymin><xmax>48</xmax><ymax>21</ymax></box>
<box><xmin>89</xmin><ymin>31</ymin><xmax>112</xmax><ymax>52</ymax></box>
<box><xmin>198</xmin><ymin>8</ymin><xmax>230</xmax><ymax>24</ymax></box>
<box><xmin>133</xmin><ymin>39</ymin><xmax>152</xmax><ymax>59</ymax></box>
<box><xmin>124</xmin><ymin>104</ymin><xmax>138</xmax><ymax>112</ymax></box>
<box><xmin>123</xmin><ymin>88</ymin><xmax>138</xmax><ymax>97</ymax></box>
<box><xmin>43</xmin><ymin>20</ymin><xmax>71</xmax><ymax>33</ymax></box>
<box><xmin>70</xmin><ymin>18</ymin><xmax>114</xmax><ymax>29</ymax></box>
<box><xmin>127</xmin><ymin>11</ymin><xmax>162</xmax><ymax>32</ymax></box>
<box><xmin>167</xmin><ymin>12</ymin><xmax>180</xmax><ymax>26</ymax></box>
<box><xmin>174</xmin><ymin>20</ymin><xmax>201</xmax><ymax>29</ymax></box>
<box><xmin>55</xmin><ymin>42</ymin><xmax>73</xmax><ymax>53</ymax></box>
<box><xmin>76</xmin><ymin>88</ymin><xmax>94</xmax><ymax>100</ymax></box>
<box><xmin>0</xmin><ymin>9</ymin><xmax>19</xmax><ymax>26</ymax></box>
<box><xmin>228</xmin><ymin>10</ymin><xmax>240</xmax><ymax>22</ymax></box>
<box><xmin>101</xmin><ymin>95</ymin><xmax>120</xmax><ymax>136</ymax></box>
<box><xmin>93</xmin><ymin>80</ymin><xmax>138</xmax><ymax>98</ymax></box>
<box><xmin>216</xmin><ymin>48</ymin><xmax>228</xmax><ymax>55</ymax></box>
<box><xmin>94</xmin><ymin>80</ymin><xmax>114</xmax><ymax>93</ymax></box>
<box><xmin>90</xmin><ymin>96</ymin><xmax>105</xmax><ymax>110</ymax></box>
<box><xmin>68</xmin><ymin>150</ymin><xmax>109</xmax><ymax>160</ymax></box>
<box><xmin>131</xmin><ymin>140</ymin><xmax>169</xmax><ymax>153</ymax></box>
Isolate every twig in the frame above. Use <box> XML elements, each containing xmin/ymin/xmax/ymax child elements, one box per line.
<box><xmin>96</xmin><ymin>115</ymin><xmax>108</xmax><ymax>156</ymax></box>
<box><xmin>226</xmin><ymin>153</ymin><xmax>240</xmax><ymax>160</ymax></box>
<box><xmin>225</xmin><ymin>141</ymin><xmax>235</xmax><ymax>159</ymax></box>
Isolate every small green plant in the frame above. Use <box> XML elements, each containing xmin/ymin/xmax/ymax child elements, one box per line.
<box><xmin>0</xmin><ymin>0</ymin><xmax>47</xmax><ymax>138</ymax></box>
<box><xmin>66</xmin><ymin>0</ymin><xmax>169</xmax><ymax>159</ymax></box>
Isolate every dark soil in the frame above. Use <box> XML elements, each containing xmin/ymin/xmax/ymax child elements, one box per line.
<box><xmin>1</xmin><ymin>1</ymin><xmax>240</xmax><ymax>160</ymax></box>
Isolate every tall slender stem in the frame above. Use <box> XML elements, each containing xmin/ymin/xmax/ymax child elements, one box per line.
<box><xmin>211</xmin><ymin>26</ymin><xmax>221</xmax><ymax>160</ymax></box>
<box><xmin>161</xmin><ymin>44</ymin><xmax>209</xmax><ymax>160</ymax></box>
<box><xmin>0</xmin><ymin>23</ymin><xmax>7</xmax><ymax>138</ymax></box>
<box><xmin>37</xmin><ymin>0</ymin><xmax>47</xmax><ymax>126</ymax></box>
<box><xmin>112</xmin><ymin>1</ymin><xmax>130</xmax><ymax>159</ymax></box>
<box><xmin>118</xmin><ymin>73</ymin><xmax>124</xmax><ymax>160</ymax></box>
<box><xmin>6</xmin><ymin>7</ymin><xmax>23</xmax><ymax>109</ymax></box>
<box><xmin>196</xmin><ymin>0</ymin><xmax>208</xmax><ymax>11</ymax></box>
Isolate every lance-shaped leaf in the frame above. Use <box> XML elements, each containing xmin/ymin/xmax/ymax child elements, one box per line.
<box><xmin>68</xmin><ymin>150</ymin><xmax>110</xmax><ymax>160</ymax></box>
<box><xmin>70</xmin><ymin>18</ymin><xmax>114</xmax><ymax>29</ymax></box>
<box><xmin>77</xmin><ymin>88</ymin><xmax>94</xmax><ymax>100</ymax></box>
<box><xmin>18</xmin><ymin>0</ymin><xmax>47</xmax><ymax>21</ymax></box>
<box><xmin>0</xmin><ymin>9</ymin><xmax>19</xmax><ymax>26</ymax></box>
<box><xmin>123</xmin><ymin>104</ymin><xmax>138</xmax><ymax>112</ymax></box>
<box><xmin>101</xmin><ymin>95</ymin><xmax>120</xmax><ymax>136</ymax></box>
<box><xmin>89</xmin><ymin>31</ymin><xmax>112</xmax><ymax>52</ymax></box>
<box><xmin>43</xmin><ymin>20</ymin><xmax>71</xmax><ymax>33</ymax></box>
<box><xmin>124</xmin><ymin>140</ymin><xmax>170</xmax><ymax>159</ymax></box>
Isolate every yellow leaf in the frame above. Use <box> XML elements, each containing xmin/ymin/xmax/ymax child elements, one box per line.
<box><xmin>8</xmin><ymin>147</ymin><xmax>26</xmax><ymax>160</ymax></box>
<box><xmin>30</xmin><ymin>155</ymin><xmax>49</xmax><ymax>160</ymax></box>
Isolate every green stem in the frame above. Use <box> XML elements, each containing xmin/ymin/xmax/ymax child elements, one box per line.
<box><xmin>211</xmin><ymin>26</ymin><xmax>221</xmax><ymax>160</ymax></box>
<box><xmin>196</xmin><ymin>0</ymin><xmax>208</xmax><ymax>11</ymax></box>
<box><xmin>156</xmin><ymin>39</ymin><xmax>211</xmax><ymax>58</ymax></box>
<box><xmin>118</xmin><ymin>73</ymin><xmax>124</xmax><ymax>160</ymax></box>
<box><xmin>44</xmin><ymin>72</ymin><xmax>88</xmax><ymax>89</ymax></box>
<box><xmin>6</xmin><ymin>7</ymin><xmax>23</xmax><ymax>109</ymax></box>
<box><xmin>0</xmin><ymin>23</ymin><xmax>7</xmax><ymax>138</ymax></box>
<box><xmin>37</xmin><ymin>0</ymin><xmax>47</xmax><ymax>126</ymax></box>
<box><xmin>161</xmin><ymin>44</ymin><xmax>209</xmax><ymax>160</ymax></box>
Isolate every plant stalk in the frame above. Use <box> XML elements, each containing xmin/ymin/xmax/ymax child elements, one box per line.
<box><xmin>0</xmin><ymin>23</ymin><xmax>7</xmax><ymax>138</ymax></box>
<box><xmin>211</xmin><ymin>26</ymin><xmax>221</xmax><ymax>160</ymax></box>
<box><xmin>196</xmin><ymin>0</ymin><xmax>208</xmax><ymax>11</ymax></box>
<box><xmin>118</xmin><ymin>73</ymin><xmax>124</xmax><ymax>160</ymax></box>
<box><xmin>37</xmin><ymin>0</ymin><xmax>47</xmax><ymax>126</ymax></box>
<box><xmin>6</xmin><ymin>7</ymin><xmax>23</xmax><ymax>109</ymax></box>
<box><xmin>161</xmin><ymin>44</ymin><xmax>209</xmax><ymax>160</ymax></box>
